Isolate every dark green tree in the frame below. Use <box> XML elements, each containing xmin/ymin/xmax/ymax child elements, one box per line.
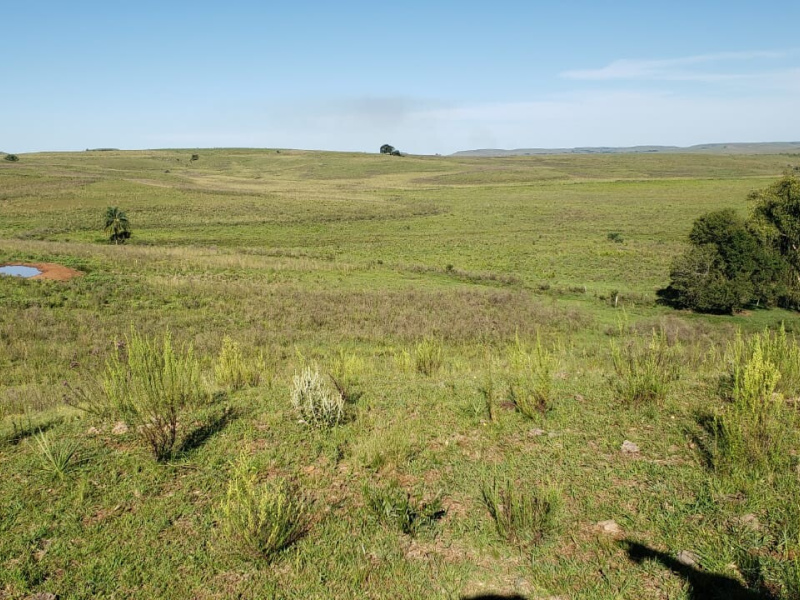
<box><xmin>104</xmin><ymin>207</ymin><xmax>131</xmax><ymax>244</ymax></box>
<box><xmin>663</xmin><ymin>209</ymin><xmax>788</xmax><ymax>313</ymax></box>
<box><xmin>3</xmin><ymin>154</ymin><xmax>19</xmax><ymax>162</ymax></box>
<box><xmin>380</xmin><ymin>144</ymin><xmax>395</xmax><ymax>155</ymax></box>
<box><xmin>749</xmin><ymin>174</ymin><xmax>800</xmax><ymax>285</ymax></box>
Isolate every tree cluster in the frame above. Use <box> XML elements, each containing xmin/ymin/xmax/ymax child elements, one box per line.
<box><xmin>380</xmin><ymin>144</ymin><xmax>402</xmax><ymax>156</ymax></box>
<box><xmin>662</xmin><ymin>174</ymin><xmax>800</xmax><ymax>314</ymax></box>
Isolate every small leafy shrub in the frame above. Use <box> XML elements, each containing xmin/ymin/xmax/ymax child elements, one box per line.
<box><xmin>414</xmin><ymin>339</ymin><xmax>443</xmax><ymax>376</ymax></box>
<box><xmin>102</xmin><ymin>329</ymin><xmax>206</xmax><ymax>460</ymax></box>
<box><xmin>507</xmin><ymin>337</ymin><xmax>555</xmax><ymax>418</ymax></box>
<box><xmin>481</xmin><ymin>477</ymin><xmax>561</xmax><ymax>548</ymax></box>
<box><xmin>3</xmin><ymin>153</ymin><xmax>19</xmax><ymax>162</ymax></box>
<box><xmin>722</xmin><ymin>325</ymin><xmax>800</xmax><ymax>400</ymax></box>
<box><xmin>714</xmin><ymin>338</ymin><xmax>795</xmax><ymax>474</ymax></box>
<box><xmin>214</xmin><ymin>336</ymin><xmax>264</xmax><ymax>391</ymax></box>
<box><xmin>218</xmin><ymin>459</ymin><xmax>308</xmax><ymax>560</ymax></box>
<box><xmin>364</xmin><ymin>482</ymin><xmax>444</xmax><ymax>536</ymax></box>
<box><xmin>610</xmin><ymin>329</ymin><xmax>680</xmax><ymax>404</ymax></box>
<box><xmin>328</xmin><ymin>349</ymin><xmax>363</xmax><ymax>403</ymax></box>
<box><xmin>290</xmin><ymin>367</ymin><xmax>345</xmax><ymax>427</ymax></box>
<box><xmin>607</xmin><ymin>232</ymin><xmax>624</xmax><ymax>243</ymax></box>
<box><xmin>33</xmin><ymin>431</ymin><xmax>80</xmax><ymax>480</ymax></box>
<box><xmin>353</xmin><ymin>424</ymin><xmax>418</xmax><ymax>471</ymax></box>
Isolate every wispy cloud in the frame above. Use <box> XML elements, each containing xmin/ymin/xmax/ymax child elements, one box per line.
<box><xmin>561</xmin><ymin>50</ymin><xmax>788</xmax><ymax>81</ymax></box>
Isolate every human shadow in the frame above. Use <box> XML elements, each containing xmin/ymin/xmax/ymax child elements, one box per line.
<box><xmin>460</xmin><ymin>595</ymin><xmax>528</xmax><ymax>600</ymax></box>
<box><xmin>176</xmin><ymin>406</ymin><xmax>237</xmax><ymax>456</ymax></box>
<box><xmin>622</xmin><ymin>540</ymin><xmax>777</xmax><ymax>600</ymax></box>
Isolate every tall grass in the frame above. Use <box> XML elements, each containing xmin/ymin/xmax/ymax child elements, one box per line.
<box><xmin>214</xmin><ymin>336</ymin><xmax>264</xmax><ymax>391</ymax></box>
<box><xmin>364</xmin><ymin>482</ymin><xmax>444</xmax><ymax>536</ymax></box>
<box><xmin>102</xmin><ymin>329</ymin><xmax>206</xmax><ymax>460</ymax></box>
<box><xmin>217</xmin><ymin>458</ymin><xmax>308</xmax><ymax>560</ymax></box>
<box><xmin>414</xmin><ymin>339</ymin><xmax>443</xmax><ymax>376</ymax></box>
<box><xmin>506</xmin><ymin>336</ymin><xmax>555</xmax><ymax>418</ymax></box>
<box><xmin>32</xmin><ymin>430</ymin><xmax>80</xmax><ymax>480</ymax></box>
<box><xmin>610</xmin><ymin>328</ymin><xmax>680</xmax><ymax>405</ymax></box>
<box><xmin>481</xmin><ymin>476</ymin><xmax>561</xmax><ymax>548</ymax></box>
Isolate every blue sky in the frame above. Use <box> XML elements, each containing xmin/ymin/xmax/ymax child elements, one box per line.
<box><xmin>2</xmin><ymin>1</ymin><xmax>799</xmax><ymax>154</ymax></box>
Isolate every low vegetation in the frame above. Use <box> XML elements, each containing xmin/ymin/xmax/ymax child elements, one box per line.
<box><xmin>2</xmin><ymin>150</ymin><xmax>800</xmax><ymax>598</ymax></box>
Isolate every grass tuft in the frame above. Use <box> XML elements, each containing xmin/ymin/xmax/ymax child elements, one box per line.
<box><xmin>217</xmin><ymin>458</ymin><xmax>308</xmax><ymax>561</ymax></box>
<box><xmin>290</xmin><ymin>366</ymin><xmax>345</xmax><ymax>427</ymax></box>
<box><xmin>481</xmin><ymin>476</ymin><xmax>561</xmax><ymax>548</ymax></box>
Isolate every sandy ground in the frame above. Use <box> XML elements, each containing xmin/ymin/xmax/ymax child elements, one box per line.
<box><xmin>1</xmin><ymin>262</ymin><xmax>84</xmax><ymax>281</ymax></box>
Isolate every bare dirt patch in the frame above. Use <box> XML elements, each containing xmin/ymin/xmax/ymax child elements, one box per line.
<box><xmin>1</xmin><ymin>262</ymin><xmax>84</xmax><ymax>281</ymax></box>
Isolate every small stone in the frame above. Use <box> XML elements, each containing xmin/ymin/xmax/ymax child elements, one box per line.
<box><xmin>111</xmin><ymin>422</ymin><xmax>128</xmax><ymax>435</ymax></box>
<box><xmin>575</xmin><ymin>394</ymin><xmax>585</xmax><ymax>402</ymax></box>
<box><xmin>86</xmin><ymin>427</ymin><xmax>100</xmax><ymax>435</ymax></box>
<box><xmin>676</xmin><ymin>550</ymin><xmax>701</xmax><ymax>568</ymax></box>
<box><xmin>735</xmin><ymin>513</ymin><xmax>761</xmax><ymax>531</ymax></box>
<box><xmin>596</xmin><ymin>519</ymin><xmax>622</xmax><ymax>535</ymax></box>
<box><xmin>621</xmin><ymin>440</ymin><xmax>640</xmax><ymax>454</ymax></box>
<box><xmin>529</xmin><ymin>428</ymin><xmax>546</xmax><ymax>437</ymax></box>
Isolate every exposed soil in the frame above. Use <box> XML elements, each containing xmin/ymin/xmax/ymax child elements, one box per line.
<box><xmin>0</xmin><ymin>262</ymin><xmax>84</xmax><ymax>281</ymax></box>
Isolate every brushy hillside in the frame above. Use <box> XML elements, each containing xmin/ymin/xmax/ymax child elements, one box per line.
<box><xmin>1</xmin><ymin>149</ymin><xmax>800</xmax><ymax>599</ymax></box>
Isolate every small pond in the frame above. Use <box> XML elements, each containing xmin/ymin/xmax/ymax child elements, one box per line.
<box><xmin>0</xmin><ymin>265</ymin><xmax>42</xmax><ymax>278</ymax></box>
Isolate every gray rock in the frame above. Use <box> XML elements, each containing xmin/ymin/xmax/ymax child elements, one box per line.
<box><xmin>676</xmin><ymin>550</ymin><xmax>701</xmax><ymax>568</ymax></box>
<box><xmin>621</xmin><ymin>440</ymin><xmax>640</xmax><ymax>454</ymax></box>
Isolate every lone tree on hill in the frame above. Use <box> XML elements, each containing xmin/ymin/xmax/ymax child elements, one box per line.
<box><xmin>104</xmin><ymin>206</ymin><xmax>132</xmax><ymax>245</ymax></box>
<box><xmin>380</xmin><ymin>144</ymin><xmax>402</xmax><ymax>156</ymax></box>
<box><xmin>3</xmin><ymin>154</ymin><xmax>19</xmax><ymax>162</ymax></box>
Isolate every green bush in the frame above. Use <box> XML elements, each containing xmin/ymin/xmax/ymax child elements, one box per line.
<box><xmin>364</xmin><ymin>482</ymin><xmax>444</xmax><ymax>536</ymax></box>
<box><xmin>611</xmin><ymin>329</ymin><xmax>680</xmax><ymax>405</ymax></box>
<box><xmin>3</xmin><ymin>153</ymin><xmax>19</xmax><ymax>162</ymax></box>
<box><xmin>481</xmin><ymin>476</ymin><xmax>560</xmax><ymax>548</ymax></box>
<box><xmin>218</xmin><ymin>459</ymin><xmax>307</xmax><ymax>560</ymax></box>
<box><xmin>290</xmin><ymin>366</ymin><xmax>345</xmax><ymax>427</ymax></box>
<box><xmin>714</xmin><ymin>331</ymin><xmax>796</xmax><ymax>474</ymax></box>
<box><xmin>102</xmin><ymin>329</ymin><xmax>206</xmax><ymax>460</ymax></box>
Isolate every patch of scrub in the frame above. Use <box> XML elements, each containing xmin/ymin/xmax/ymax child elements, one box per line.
<box><xmin>0</xmin><ymin>265</ymin><xmax>41</xmax><ymax>278</ymax></box>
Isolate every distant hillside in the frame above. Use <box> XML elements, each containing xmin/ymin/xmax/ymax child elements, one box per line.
<box><xmin>452</xmin><ymin>142</ymin><xmax>800</xmax><ymax>157</ymax></box>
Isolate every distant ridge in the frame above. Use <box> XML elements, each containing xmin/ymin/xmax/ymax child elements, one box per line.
<box><xmin>451</xmin><ymin>142</ymin><xmax>800</xmax><ymax>157</ymax></box>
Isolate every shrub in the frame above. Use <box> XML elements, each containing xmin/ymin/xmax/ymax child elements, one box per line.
<box><xmin>102</xmin><ymin>329</ymin><xmax>206</xmax><ymax>460</ymax></box>
<box><xmin>714</xmin><ymin>332</ymin><xmax>796</xmax><ymax>474</ymax></box>
<box><xmin>481</xmin><ymin>477</ymin><xmax>561</xmax><ymax>548</ymax></box>
<box><xmin>722</xmin><ymin>325</ymin><xmax>800</xmax><ymax>399</ymax></box>
<box><xmin>607</xmin><ymin>232</ymin><xmax>624</xmax><ymax>243</ymax></box>
<box><xmin>414</xmin><ymin>339</ymin><xmax>443</xmax><ymax>376</ymax></box>
<box><xmin>507</xmin><ymin>336</ymin><xmax>555</xmax><ymax>418</ymax></box>
<box><xmin>364</xmin><ymin>482</ymin><xmax>444</xmax><ymax>536</ymax></box>
<box><xmin>214</xmin><ymin>336</ymin><xmax>264</xmax><ymax>391</ymax></box>
<box><xmin>218</xmin><ymin>459</ymin><xmax>307</xmax><ymax>560</ymax></box>
<box><xmin>3</xmin><ymin>154</ymin><xmax>19</xmax><ymax>162</ymax></box>
<box><xmin>610</xmin><ymin>328</ymin><xmax>680</xmax><ymax>405</ymax></box>
<box><xmin>290</xmin><ymin>367</ymin><xmax>345</xmax><ymax>427</ymax></box>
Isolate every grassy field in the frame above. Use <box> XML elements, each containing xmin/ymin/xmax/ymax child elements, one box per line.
<box><xmin>2</xmin><ymin>149</ymin><xmax>800</xmax><ymax>599</ymax></box>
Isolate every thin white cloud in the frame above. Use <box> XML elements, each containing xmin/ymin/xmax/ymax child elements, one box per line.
<box><xmin>561</xmin><ymin>50</ymin><xmax>788</xmax><ymax>81</ymax></box>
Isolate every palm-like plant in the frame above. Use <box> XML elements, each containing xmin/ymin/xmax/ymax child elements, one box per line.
<box><xmin>104</xmin><ymin>206</ymin><xmax>131</xmax><ymax>244</ymax></box>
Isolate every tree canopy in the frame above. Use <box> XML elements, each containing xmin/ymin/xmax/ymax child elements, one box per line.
<box><xmin>662</xmin><ymin>174</ymin><xmax>800</xmax><ymax>313</ymax></box>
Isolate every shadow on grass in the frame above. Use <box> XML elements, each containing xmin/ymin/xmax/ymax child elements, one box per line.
<box><xmin>622</xmin><ymin>540</ymin><xmax>777</xmax><ymax>600</ymax></box>
<box><xmin>1</xmin><ymin>418</ymin><xmax>61</xmax><ymax>446</ymax></box>
<box><xmin>461</xmin><ymin>596</ymin><xmax>528</xmax><ymax>600</ymax></box>
<box><xmin>687</xmin><ymin>411</ymin><xmax>719</xmax><ymax>471</ymax></box>
<box><xmin>176</xmin><ymin>407</ymin><xmax>237</xmax><ymax>457</ymax></box>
